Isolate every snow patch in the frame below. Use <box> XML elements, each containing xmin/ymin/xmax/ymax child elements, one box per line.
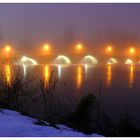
<box><xmin>0</xmin><ymin>109</ymin><xmax>103</xmax><ymax>137</ymax></box>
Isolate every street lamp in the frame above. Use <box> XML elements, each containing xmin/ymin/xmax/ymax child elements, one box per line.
<box><xmin>4</xmin><ymin>45</ymin><xmax>12</xmax><ymax>57</ymax></box>
<box><xmin>106</xmin><ymin>46</ymin><xmax>112</xmax><ymax>53</ymax></box>
<box><xmin>129</xmin><ymin>47</ymin><xmax>135</xmax><ymax>55</ymax></box>
<box><xmin>75</xmin><ymin>43</ymin><xmax>83</xmax><ymax>53</ymax></box>
<box><xmin>42</xmin><ymin>44</ymin><xmax>51</xmax><ymax>55</ymax></box>
<box><xmin>5</xmin><ymin>45</ymin><xmax>11</xmax><ymax>53</ymax></box>
<box><xmin>43</xmin><ymin>44</ymin><xmax>50</xmax><ymax>51</ymax></box>
<box><xmin>76</xmin><ymin>44</ymin><xmax>83</xmax><ymax>50</ymax></box>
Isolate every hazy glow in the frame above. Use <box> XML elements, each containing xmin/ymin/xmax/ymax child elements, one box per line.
<box><xmin>76</xmin><ymin>66</ymin><xmax>82</xmax><ymax>89</ymax></box>
<box><xmin>5</xmin><ymin>46</ymin><xmax>11</xmax><ymax>52</ymax></box>
<box><xmin>4</xmin><ymin>45</ymin><xmax>12</xmax><ymax>57</ymax></box>
<box><xmin>106</xmin><ymin>46</ymin><xmax>112</xmax><ymax>52</ymax></box>
<box><xmin>125</xmin><ymin>59</ymin><xmax>134</xmax><ymax>65</ymax></box>
<box><xmin>129</xmin><ymin>47</ymin><xmax>135</xmax><ymax>54</ymax></box>
<box><xmin>21</xmin><ymin>56</ymin><xmax>38</xmax><ymax>65</ymax></box>
<box><xmin>41</xmin><ymin>44</ymin><xmax>52</xmax><ymax>55</ymax></box>
<box><xmin>5</xmin><ymin>64</ymin><xmax>11</xmax><ymax>85</ymax></box>
<box><xmin>43</xmin><ymin>44</ymin><xmax>50</xmax><ymax>51</ymax></box>
<box><xmin>74</xmin><ymin>43</ymin><xmax>84</xmax><ymax>54</ymax></box>
<box><xmin>107</xmin><ymin>65</ymin><xmax>112</xmax><ymax>86</ymax></box>
<box><xmin>129</xmin><ymin>65</ymin><xmax>134</xmax><ymax>88</ymax></box>
<box><xmin>21</xmin><ymin>56</ymin><xmax>27</xmax><ymax>62</ymax></box>
<box><xmin>76</xmin><ymin>44</ymin><xmax>83</xmax><ymax>50</ymax></box>
<box><xmin>107</xmin><ymin>58</ymin><xmax>118</xmax><ymax>65</ymax></box>
<box><xmin>82</xmin><ymin>55</ymin><xmax>98</xmax><ymax>65</ymax></box>
<box><xmin>55</xmin><ymin>55</ymin><xmax>71</xmax><ymax>65</ymax></box>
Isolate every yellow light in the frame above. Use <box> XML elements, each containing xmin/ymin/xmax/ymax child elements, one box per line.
<box><xmin>5</xmin><ymin>64</ymin><xmax>11</xmax><ymax>85</ymax></box>
<box><xmin>76</xmin><ymin>44</ymin><xmax>83</xmax><ymax>51</ymax></box>
<box><xmin>76</xmin><ymin>44</ymin><xmax>83</xmax><ymax>50</ymax></box>
<box><xmin>107</xmin><ymin>65</ymin><xmax>112</xmax><ymax>86</ymax></box>
<box><xmin>5</xmin><ymin>46</ymin><xmax>11</xmax><ymax>52</ymax></box>
<box><xmin>43</xmin><ymin>44</ymin><xmax>50</xmax><ymax>51</ymax></box>
<box><xmin>44</xmin><ymin>65</ymin><xmax>50</xmax><ymax>81</ymax></box>
<box><xmin>129</xmin><ymin>65</ymin><xmax>134</xmax><ymax>88</ymax></box>
<box><xmin>76</xmin><ymin>66</ymin><xmax>82</xmax><ymax>89</ymax></box>
<box><xmin>44</xmin><ymin>65</ymin><xmax>50</xmax><ymax>86</ymax></box>
<box><xmin>106</xmin><ymin>46</ymin><xmax>112</xmax><ymax>52</ymax></box>
<box><xmin>129</xmin><ymin>48</ymin><xmax>135</xmax><ymax>54</ymax></box>
<box><xmin>107</xmin><ymin>62</ymin><xmax>111</xmax><ymax>65</ymax></box>
<box><xmin>42</xmin><ymin>44</ymin><xmax>51</xmax><ymax>55</ymax></box>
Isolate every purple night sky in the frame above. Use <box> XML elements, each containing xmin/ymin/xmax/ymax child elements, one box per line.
<box><xmin>0</xmin><ymin>3</ymin><xmax>140</xmax><ymax>50</ymax></box>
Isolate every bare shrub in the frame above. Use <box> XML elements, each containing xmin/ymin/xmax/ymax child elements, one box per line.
<box><xmin>39</xmin><ymin>71</ymin><xmax>58</xmax><ymax>125</ymax></box>
<box><xmin>0</xmin><ymin>64</ymin><xmax>37</xmax><ymax>114</ymax></box>
<box><xmin>70</xmin><ymin>93</ymin><xmax>97</xmax><ymax>134</ymax></box>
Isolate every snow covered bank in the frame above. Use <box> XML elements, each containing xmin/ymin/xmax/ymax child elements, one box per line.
<box><xmin>0</xmin><ymin>109</ymin><xmax>103</xmax><ymax>137</ymax></box>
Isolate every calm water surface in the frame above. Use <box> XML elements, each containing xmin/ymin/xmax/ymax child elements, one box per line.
<box><xmin>4</xmin><ymin>64</ymin><xmax>140</xmax><ymax>125</ymax></box>
<box><xmin>42</xmin><ymin>64</ymin><xmax>140</xmax><ymax>123</ymax></box>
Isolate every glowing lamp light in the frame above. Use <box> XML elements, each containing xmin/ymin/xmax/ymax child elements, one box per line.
<box><xmin>106</xmin><ymin>46</ymin><xmax>112</xmax><ymax>52</ymax></box>
<box><xmin>107</xmin><ymin>62</ymin><xmax>111</xmax><ymax>65</ymax></box>
<box><xmin>125</xmin><ymin>59</ymin><xmax>134</xmax><ymax>65</ymax></box>
<box><xmin>21</xmin><ymin>56</ymin><xmax>38</xmax><ymax>65</ymax></box>
<box><xmin>43</xmin><ymin>44</ymin><xmax>50</xmax><ymax>51</ymax></box>
<box><xmin>82</xmin><ymin>55</ymin><xmax>98</xmax><ymax>65</ymax></box>
<box><xmin>129</xmin><ymin>48</ymin><xmax>135</xmax><ymax>55</ymax></box>
<box><xmin>5</xmin><ymin>46</ymin><xmax>11</xmax><ymax>52</ymax></box>
<box><xmin>56</xmin><ymin>55</ymin><xmax>71</xmax><ymax>65</ymax></box>
<box><xmin>107</xmin><ymin>58</ymin><xmax>118</xmax><ymax>65</ymax></box>
<box><xmin>76</xmin><ymin>44</ymin><xmax>83</xmax><ymax>50</ymax></box>
<box><xmin>75</xmin><ymin>44</ymin><xmax>83</xmax><ymax>53</ymax></box>
<box><xmin>21</xmin><ymin>56</ymin><xmax>27</xmax><ymax>62</ymax></box>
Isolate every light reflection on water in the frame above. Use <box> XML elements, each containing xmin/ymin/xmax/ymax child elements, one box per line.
<box><xmin>57</xmin><ymin>65</ymin><xmax>62</xmax><ymax>79</ymax></box>
<box><xmin>76</xmin><ymin>66</ymin><xmax>83</xmax><ymax>90</ymax></box>
<box><xmin>22</xmin><ymin>64</ymin><xmax>27</xmax><ymax>77</ymax></box>
<box><xmin>84</xmin><ymin>64</ymin><xmax>88</xmax><ymax>77</ymax></box>
<box><xmin>3</xmin><ymin>64</ymin><xmax>140</xmax><ymax>125</ymax></box>
<box><xmin>5</xmin><ymin>64</ymin><xmax>11</xmax><ymax>85</ymax></box>
<box><xmin>3</xmin><ymin>64</ymin><xmax>137</xmax><ymax>90</ymax></box>
<box><xmin>44</xmin><ymin>65</ymin><xmax>50</xmax><ymax>86</ymax></box>
<box><xmin>44</xmin><ymin>65</ymin><xmax>50</xmax><ymax>80</ymax></box>
<box><xmin>129</xmin><ymin>65</ymin><xmax>134</xmax><ymax>88</ymax></box>
<box><xmin>107</xmin><ymin>65</ymin><xmax>112</xmax><ymax>87</ymax></box>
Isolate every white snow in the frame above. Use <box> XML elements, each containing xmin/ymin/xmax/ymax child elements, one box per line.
<box><xmin>0</xmin><ymin>109</ymin><xmax>103</xmax><ymax>137</ymax></box>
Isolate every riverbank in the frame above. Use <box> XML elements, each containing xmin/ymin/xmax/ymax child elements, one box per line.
<box><xmin>0</xmin><ymin>109</ymin><xmax>103</xmax><ymax>137</ymax></box>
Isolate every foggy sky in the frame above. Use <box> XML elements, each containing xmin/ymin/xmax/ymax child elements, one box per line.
<box><xmin>0</xmin><ymin>3</ymin><xmax>140</xmax><ymax>50</ymax></box>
